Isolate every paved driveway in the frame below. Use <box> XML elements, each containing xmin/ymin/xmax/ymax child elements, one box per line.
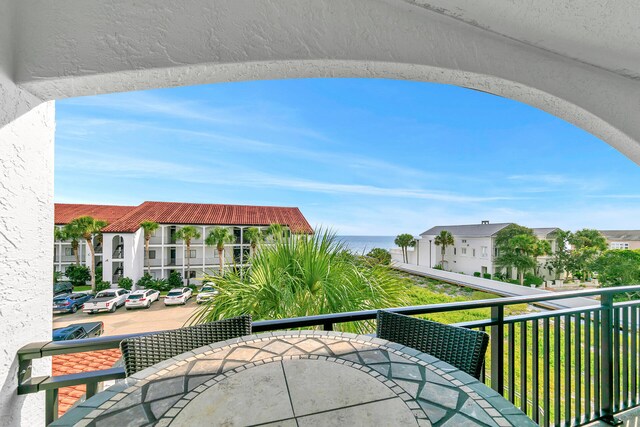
<box><xmin>53</xmin><ymin>298</ymin><xmax>201</xmax><ymax>336</ymax></box>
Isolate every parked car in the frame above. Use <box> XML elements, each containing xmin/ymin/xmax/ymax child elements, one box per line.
<box><xmin>164</xmin><ymin>287</ymin><xmax>193</xmax><ymax>306</ymax></box>
<box><xmin>53</xmin><ymin>292</ymin><xmax>93</xmax><ymax>314</ymax></box>
<box><xmin>125</xmin><ymin>289</ymin><xmax>160</xmax><ymax>309</ymax></box>
<box><xmin>83</xmin><ymin>288</ymin><xmax>129</xmax><ymax>313</ymax></box>
<box><xmin>52</xmin><ymin>321</ymin><xmax>104</xmax><ymax>341</ymax></box>
<box><xmin>196</xmin><ymin>284</ymin><xmax>219</xmax><ymax>304</ymax></box>
<box><xmin>53</xmin><ymin>281</ymin><xmax>74</xmax><ymax>296</ymax></box>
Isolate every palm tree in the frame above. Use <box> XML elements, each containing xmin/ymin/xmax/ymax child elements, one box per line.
<box><xmin>266</xmin><ymin>223</ymin><xmax>285</xmax><ymax>241</ymax></box>
<box><xmin>206</xmin><ymin>227</ymin><xmax>235</xmax><ymax>275</ymax></box>
<box><xmin>434</xmin><ymin>230</ymin><xmax>454</xmax><ymax>268</ymax></box>
<box><xmin>140</xmin><ymin>221</ymin><xmax>159</xmax><ymax>275</ymax></box>
<box><xmin>244</xmin><ymin>227</ymin><xmax>264</xmax><ymax>257</ymax></box>
<box><xmin>175</xmin><ymin>226</ymin><xmax>201</xmax><ymax>285</ymax></box>
<box><xmin>67</xmin><ymin>216</ymin><xmax>107</xmax><ymax>292</ymax></box>
<box><xmin>394</xmin><ymin>233</ymin><xmax>415</xmax><ymax>263</ymax></box>
<box><xmin>62</xmin><ymin>222</ymin><xmax>83</xmax><ymax>265</ymax></box>
<box><xmin>190</xmin><ymin>230</ymin><xmax>407</xmax><ymax>333</ymax></box>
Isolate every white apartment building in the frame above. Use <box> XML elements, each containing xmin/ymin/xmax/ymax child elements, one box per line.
<box><xmin>55</xmin><ymin>201</ymin><xmax>313</xmax><ymax>285</ymax></box>
<box><xmin>393</xmin><ymin>221</ymin><xmax>559</xmax><ymax>280</ymax></box>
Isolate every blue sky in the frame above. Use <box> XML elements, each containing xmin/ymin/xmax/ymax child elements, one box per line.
<box><xmin>55</xmin><ymin>78</ymin><xmax>640</xmax><ymax>235</ymax></box>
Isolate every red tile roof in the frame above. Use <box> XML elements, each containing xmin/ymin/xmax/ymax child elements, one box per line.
<box><xmin>101</xmin><ymin>201</ymin><xmax>313</xmax><ymax>234</ymax></box>
<box><xmin>54</xmin><ymin>201</ymin><xmax>313</xmax><ymax>234</ymax></box>
<box><xmin>55</xmin><ymin>204</ymin><xmax>136</xmax><ymax>225</ymax></box>
<box><xmin>52</xmin><ymin>349</ymin><xmax>122</xmax><ymax>417</ymax></box>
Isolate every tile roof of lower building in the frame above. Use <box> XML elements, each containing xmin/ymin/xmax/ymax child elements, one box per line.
<box><xmin>54</xmin><ymin>201</ymin><xmax>313</xmax><ymax>234</ymax></box>
<box><xmin>55</xmin><ymin>204</ymin><xmax>136</xmax><ymax>225</ymax></box>
<box><xmin>52</xmin><ymin>349</ymin><xmax>122</xmax><ymax>417</ymax></box>
<box><xmin>101</xmin><ymin>201</ymin><xmax>313</xmax><ymax>234</ymax></box>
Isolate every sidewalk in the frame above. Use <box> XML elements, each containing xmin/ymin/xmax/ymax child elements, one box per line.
<box><xmin>393</xmin><ymin>262</ymin><xmax>598</xmax><ymax>310</ymax></box>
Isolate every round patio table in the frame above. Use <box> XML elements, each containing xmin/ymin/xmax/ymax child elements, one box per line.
<box><xmin>52</xmin><ymin>331</ymin><xmax>536</xmax><ymax>427</ymax></box>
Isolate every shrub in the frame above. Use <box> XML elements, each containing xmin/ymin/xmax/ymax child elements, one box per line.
<box><xmin>136</xmin><ymin>274</ymin><xmax>155</xmax><ymax>289</ymax></box>
<box><xmin>154</xmin><ymin>279</ymin><xmax>172</xmax><ymax>292</ymax></box>
<box><xmin>433</xmin><ymin>264</ymin><xmax>444</xmax><ymax>270</ymax></box>
<box><xmin>473</xmin><ymin>272</ymin><xmax>481</xmax><ymax>277</ymax></box>
<box><xmin>524</xmin><ymin>274</ymin><xmax>544</xmax><ymax>287</ymax></box>
<box><xmin>365</xmin><ymin>248</ymin><xmax>391</xmax><ymax>265</ymax></box>
<box><xmin>95</xmin><ymin>266</ymin><xmax>103</xmax><ymax>282</ymax></box>
<box><xmin>65</xmin><ymin>265</ymin><xmax>91</xmax><ymax>287</ymax></box>
<box><xmin>493</xmin><ymin>272</ymin><xmax>505</xmax><ymax>281</ymax></box>
<box><xmin>483</xmin><ymin>273</ymin><xmax>492</xmax><ymax>280</ymax></box>
<box><xmin>118</xmin><ymin>277</ymin><xmax>133</xmax><ymax>290</ymax></box>
<box><xmin>95</xmin><ymin>280</ymin><xmax>111</xmax><ymax>292</ymax></box>
<box><xmin>168</xmin><ymin>271</ymin><xmax>183</xmax><ymax>289</ymax></box>
<box><xmin>53</xmin><ymin>271</ymin><xmax>62</xmax><ymax>283</ymax></box>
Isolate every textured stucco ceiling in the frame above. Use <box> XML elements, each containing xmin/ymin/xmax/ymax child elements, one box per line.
<box><xmin>404</xmin><ymin>0</ymin><xmax>640</xmax><ymax>80</ymax></box>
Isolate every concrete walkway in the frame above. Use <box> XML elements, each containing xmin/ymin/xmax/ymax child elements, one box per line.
<box><xmin>394</xmin><ymin>263</ymin><xmax>598</xmax><ymax>310</ymax></box>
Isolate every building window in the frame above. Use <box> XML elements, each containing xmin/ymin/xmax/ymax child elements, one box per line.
<box><xmin>481</xmin><ymin>246</ymin><xmax>488</xmax><ymax>257</ymax></box>
<box><xmin>461</xmin><ymin>239</ymin><xmax>467</xmax><ymax>243</ymax></box>
<box><xmin>185</xmin><ymin>270</ymin><xmax>197</xmax><ymax>279</ymax></box>
<box><xmin>64</xmin><ymin>248</ymin><xmax>74</xmax><ymax>256</ymax></box>
<box><xmin>494</xmin><ymin>247</ymin><xmax>499</xmax><ymax>257</ymax></box>
<box><xmin>453</xmin><ymin>247</ymin><xmax>457</xmax><ymax>255</ymax></box>
<box><xmin>472</xmin><ymin>248</ymin><xmax>476</xmax><ymax>257</ymax></box>
<box><xmin>189</xmin><ymin>250</ymin><xmax>197</xmax><ymax>258</ymax></box>
<box><xmin>149</xmin><ymin>250</ymin><xmax>156</xmax><ymax>259</ymax></box>
<box><xmin>461</xmin><ymin>248</ymin><xmax>467</xmax><ymax>255</ymax></box>
<box><xmin>610</xmin><ymin>242</ymin><xmax>629</xmax><ymax>249</ymax></box>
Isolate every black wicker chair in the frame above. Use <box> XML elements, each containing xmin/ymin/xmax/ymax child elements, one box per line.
<box><xmin>376</xmin><ymin>310</ymin><xmax>489</xmax><ymax>379</ymax></box>
<box><xmin>120</xmin><ymin>315</ymin><xmax>252</xmax><ymax>376</ymax></box>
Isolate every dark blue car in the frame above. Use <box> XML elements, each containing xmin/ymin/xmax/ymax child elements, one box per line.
<box><xmin>53</xmin><ymin>292</ymin><xmax>93</xmax><ymax>314</ymax></box>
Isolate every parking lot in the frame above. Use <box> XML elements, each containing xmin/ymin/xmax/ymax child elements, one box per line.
<box><xmin>53</xmin><ymin>298</ymin><xmax>201</xmax><ymax>336</ymax></box>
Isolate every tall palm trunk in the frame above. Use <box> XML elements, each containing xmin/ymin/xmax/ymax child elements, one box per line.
<box><xmin>145</xmin><ymin>237</ymin><xmax>151</xmax><ymax>274</ymax></box>
<box><xmin>73</xmin><ymin>240</ymin><xmax>80</xmax><ymax>265</ymax></box>
<box><xmin>85</xmin><ymin>238</ymin><xmax>96</xmax><ymax>292</ymax></box>
<box><xmin>185</xmin><ymin>241</ymin><xmax>191</xmax><ymax>285</ymax></box>
<box><xmin>217</xmin><ymin>246</ymin><xmax>224</xmax><ymax>274</ymax></box>
<box><xmin>441</xmin><ymin>247</ymin><xmax>446</xmax><ymax>267</ymax></box>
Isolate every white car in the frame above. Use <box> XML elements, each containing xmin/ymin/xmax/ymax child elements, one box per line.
<box><xmin>125</xmin><ymin>289</ymin><xmax>160</xmax><ymax>309</ymax></box>
<box><xmin>164</xmin><ymin>287</ymin><xmax>193</xmax><ymax>306</ymax></box>
<box><xmin>82</xmin><ymin>288</ymin><xmax>129</xmax><ymax>313</ymax></box>
<box><xmin>196</xmin><ymin>284</ymin><xmax>219</xmax><ymax>304</ymax></box>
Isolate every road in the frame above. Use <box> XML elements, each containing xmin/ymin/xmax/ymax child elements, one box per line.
<box><xmin>393</xmin><ymin>262</ymin><xmax>598</xmax><ymax>310</ymax></box>
<box><xmin>53</xmin><ymin>298</ymin><xmax>201</xmax><ymax>336</ymax></box>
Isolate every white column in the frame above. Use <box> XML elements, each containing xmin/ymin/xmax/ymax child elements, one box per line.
<box><xmin>0</xmin><ymin>73</ymin><xmax>54</xmax><ymax>424</ymax></box>
<box><xmin>202</xmin><ymin>226</ymin><xmax>206</xmax><ymax>273</ymax></box>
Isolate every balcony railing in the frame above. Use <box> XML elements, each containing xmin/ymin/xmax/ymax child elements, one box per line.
<box><xmin>19</xmin><ymin>286</ymin><xmax>640</xmax><ymax>426</ymax></box>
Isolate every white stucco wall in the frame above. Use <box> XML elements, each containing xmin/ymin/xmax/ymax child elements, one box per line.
<box><xmin>0</xmin><ymin>84</ymin><xmax>54</xmax><ymax>427</ymax></box>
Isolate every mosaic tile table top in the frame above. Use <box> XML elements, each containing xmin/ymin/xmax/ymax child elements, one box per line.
<box><xmin>52</xmin><ymin>331</ymin><xmax>536</xmax><ymax>427</ymax></box>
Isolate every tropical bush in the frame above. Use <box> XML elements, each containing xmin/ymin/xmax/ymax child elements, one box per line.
<box><xmin>65</xmin><ymin>265</ymin><xmax>91</xmax><ymax>287</ymax></box>
<box><xmin>191</xmin><ymin>230</ymin><xmax>407</xmax><ymax>332</ymax></box>
<box><xmin>523</xmin><ymin>274</ymin><xmax>544</xmax><ymax>287</ymax></box>
<box><xmin>366</xmin><ymin>248</ymin><xmax>392</xmax><ymax>265</ymax></box>
<box><xmin>95</xmin><ymin>280</ymin><xmax>111</xmax><ymax>293</ymax></box>
<box><xmin>168</xmin><ymin>271</ymin><xmax>183</xmax><ymax>289</ymax></box>
<box><xmin>118</xmin><ymin>277</ymin><xmax>133</xmax><ymax>290</ymax></box>
<box><xmin>136</xmin><ymin>273</ymin><xmax>154</xmax><ymax>289</ymax></box>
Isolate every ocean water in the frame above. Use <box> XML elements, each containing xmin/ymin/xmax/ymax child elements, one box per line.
<box><xmin>336</xmin><ymin>236</ymin><xmax>397</xmax><ymax>254</ymax></box>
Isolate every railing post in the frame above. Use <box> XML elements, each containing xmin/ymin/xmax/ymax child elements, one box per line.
<box><xmin>45</xmin><ymin>388</ymin><xmax>59</xmax><ymax>425</ymax></box>
<box><xmin>323</xmin><ymin>322</ymin><xmax>334</xmax><ymax>331</ymax></box>
<box><xmin>600</xmin><ymin>294</ymin><xmax>622</xmax><ymax>425</ymax></box>
<box><xmin>491</xmin><ymin>305</ymin><xmax>504</xmax><ymax>395</ymax></box>
<box><xmin>86</xmin><ymin>381</ymin><xmax>99</xmax><ymax>399</ymax></box>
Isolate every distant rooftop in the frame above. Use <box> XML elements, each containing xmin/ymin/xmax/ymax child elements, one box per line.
<box><xmin>421</xmin><ymin>223</ymin><xmax>559</xmax><ymax>238</ymax></box>
<box><xmin>599</xmin><ymin>230</ymin><xmax>640</xmax><ymax>241</ymax></box>
<box><xmin>55</xmin><ymin>201</ymin><xmax>313</xmax><ymax>234</ymax></box>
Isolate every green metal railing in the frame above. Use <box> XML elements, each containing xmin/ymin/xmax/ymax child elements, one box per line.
<box><xmin>19</xmin><ymin>285</ymin><xmax>640</xmax><ymax>426</ymax></box>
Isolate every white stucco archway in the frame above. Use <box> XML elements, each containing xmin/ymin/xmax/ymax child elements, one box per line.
<box><xmin>1</xmin><ymin>0</ymin><xmax>639</xmax><ymax>424</ymax></box>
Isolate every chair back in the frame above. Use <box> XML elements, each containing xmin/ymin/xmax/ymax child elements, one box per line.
<box><xmin>376</xmin><ymin>310</ymin><xmax>488</xmax><ymax>379</ymax></box>
<box><xmin>120</xmin><ymin>315</ymin><xmax>252</xmax><ymax>376</ymax></box>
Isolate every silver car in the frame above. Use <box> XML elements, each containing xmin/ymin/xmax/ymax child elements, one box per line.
<box><xmin>196</xmin><ymin>284</ymin><xmax>219</xmax><ymax>304</ymax></box>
